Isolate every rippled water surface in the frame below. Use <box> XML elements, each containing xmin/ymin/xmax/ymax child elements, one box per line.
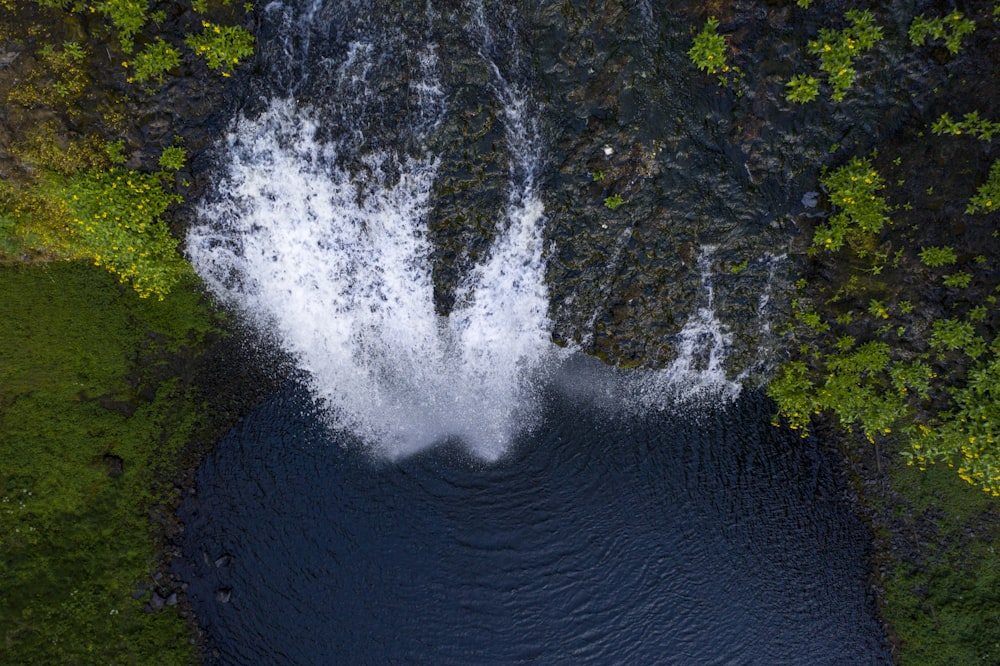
<box><xmin>176</xmin><ymin>381</ymin><xmax>890</xmax><ymax>664</ymax></box>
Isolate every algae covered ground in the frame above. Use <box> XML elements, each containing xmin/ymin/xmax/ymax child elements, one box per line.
<box><xmin>0</xmin><ymin>261</ymin><xmax>219</xmax><ymax>664</ymax></box>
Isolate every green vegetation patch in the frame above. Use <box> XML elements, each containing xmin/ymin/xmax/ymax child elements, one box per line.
<box><xmin>803</xmin><ymin>9</ymin><xmax>884</xmax><ymax>102</ymax></box>
<box><xmin>813</xmin><ymin>156</ymin><xmax>890</xmax><ymax>252</ymax></box>
<box><xmin>880</xmin><ymin>460</ymin><xmax>1000</xmax><ymax>664</ymax></box>
<box><xmin>909</xmin><ymin>12</ymin><xmax>977</xmax><ymax>55</ymax></box>
<box><xmin>0</xmin><ymin>261</ymin><xmax>219</xmax><ymax>664</ymax></box>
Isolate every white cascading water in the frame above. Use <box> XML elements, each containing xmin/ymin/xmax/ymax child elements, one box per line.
<box><xmin>188</xmin><ymin>4</ymin><xmax>555</xmax><ymax>461</ymax></box>
<box><xmin>188</xmin><ymin>1</ymin><xmax>751</xmax><ymax>461</ymax></box>
<box><xmin>630</xmin><ymin>245</ymin><xmax>742</xmax><ymax>407</ymax></box>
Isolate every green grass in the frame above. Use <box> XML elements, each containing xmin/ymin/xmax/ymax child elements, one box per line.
<box><xmin>0</xmin><ymin>260</ymin><xmax>219</xmax><ymax>664</ymax></box>
<box><xmin>882</xmin><ymin>457</ymin><xmax>1000</xmax><ymax>664</ymax></box>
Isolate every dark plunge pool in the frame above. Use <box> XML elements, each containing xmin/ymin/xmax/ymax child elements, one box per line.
<box><xmin>175</xmin><ymin>383</ymin><xmax>890</xmax><ymax>664</ymax></box>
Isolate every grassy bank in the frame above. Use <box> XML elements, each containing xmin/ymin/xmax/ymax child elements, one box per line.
<box><xmin>874</xmin><ymin>445</ymin><xmax>1000</xmax><ymax>663</ymax></box>
<box><xmin>0</xmin><ymin>260</ymin><xmax>220</xmax><ymax>664</ymax></box>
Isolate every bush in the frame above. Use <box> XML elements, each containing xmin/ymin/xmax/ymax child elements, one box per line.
<box><xmin>128</xmin><ymin>38</ymin><xmax>181</xmax><ymax>84</ymax></box>
<box><xmin>909</xmin><ymin>12</ymin><xmax>976</xmax><ymax>55</ymax></box>
<box><xmin>919</xmin><ymin>246</ymin><xmax>957</xmax><ymax>267</ymax></box>
<box><xmin>786</xmin><ymin>74</ymin><xmax>819</xmax><ymax>104</ymax></box>
<box><xmin>185</xmin><ymin>21</ymin><xmax>254</xmax><ymax>74</ymax></box>
<box><xmin>688</xmin><ymin>17</ymin><xmax>728</xmax><ymax>76</ymax></box>
<box><xmin>813</xmin><ymin>157</ymin><xmax>889</xmax><ymax>251</ymax></box>
<box><xmin>932</xmin><ymin>112</ymin><xmax>1000</xmax><ymax>141</ymax></box>
<box><xmin>805</xmin><ymin>9</ymin><xmax>883</xmax><ymax>102</ymax></box>
<box><xmin>94</xmin><ymin>0</ymin><xmax>149</xmax><ymax>53</ymax></box>
<box><xmin>967</xmin><ymin>160</ymin><xmax>1000</xmax><ymax>214</ymax></box>
<box><xmin>49</xmin><ymin>169</ymin><xmax>189</xmax><ymax>299</ymax></box>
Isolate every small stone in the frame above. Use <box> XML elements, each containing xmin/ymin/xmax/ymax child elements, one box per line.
<box><xmin>165</xmin><ymin>592</ymin><xmax>178</xmax><ymax>606</ymax></box>
<box><xmin>214</xmin><ymin>554</ymin><xmax>232</xmax><ymax>568</ymax></box>
<box><xmin>801</xmin><ymin>191</ymin><xmax>819</xmax><ymax>208</ymax></box>
<box><xmin>149</xmin><ymin>592</ymin><xmax>165</xmax><ymax>610</ymax></box>
<box><xmin>216</xmin><ymin>588</ymin><xmax>232</xmax><ymax>603</ymax></box>
<box><xmin>603</xmin><ymin>145</ymin><xmax>613</xmax><ymax>156</ymax></box>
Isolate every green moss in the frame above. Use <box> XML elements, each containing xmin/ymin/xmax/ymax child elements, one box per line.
<box><xmin>0</xmin><ymin>261</ymin><xmax>218</xmax><ymax>664</ymax></box>
<box><xmin>882</xmin><ymin>460</ymin><xmax>1000</xmax><ymax>664</ymax></box>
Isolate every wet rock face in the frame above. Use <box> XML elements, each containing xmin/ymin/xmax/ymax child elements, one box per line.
<box><xmin>499</xmin><ymin>0</ymin><xmax>959</xmax><ymax>374</ymax></box>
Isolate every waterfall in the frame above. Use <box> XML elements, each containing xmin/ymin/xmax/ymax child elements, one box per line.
<box><xmin>187</xmin><ymin>0</ymin><xmax>747</xmax><ymax>461</ymax></box>
<box><xmin>187</xmin><ymin>1</ymin><xmax>556</xmax><ymax>461</ymax></box>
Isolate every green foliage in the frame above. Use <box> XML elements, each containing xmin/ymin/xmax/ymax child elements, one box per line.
<box><xmin>932</xmin><ymin>112</ymin><xmax>1000</xmax><ymax>141</ymax></box>
<box><xmin>95</xmin><ymin>0</ymin><xmax>149</xmax><ymax>53</ymax></box>
<box><xmin>158</xmin><ymin>145</ymin><xmax>186</xmax><ymax>171</ymax></box>
<box><xmin>0</xmin><ymin>261</ymin><xmax>215</xmax><ymax>665</ymax></box>
<box><xmin>185</xmin><ymin>21</ymin><xmax>254</xmax><ymax>74</ymax></box>
<box><xmin>919</xmin><ymin>245</ymin><xmax>957</xmax><ymax>267</ymax></box>
<box><xmin>805</xmin><ymin>9</ymin><xmax>883</xmax><ymax>102</ymax></box>
<box><xmin>796</xmin><ymin>0</ymin><xmax>813</xmax><ymax>7</ymax></box>
<box><xmin>127</xmin><ymin>38</ymin><xmax>181</xmax><ymax>84</ymax></box>
<box><xmin>930</xmin><ymin>318</ymin><xmax>984</xmax><ymax>358</ymax></box>
<box><xmin>688</xmin><ymin>17</ymin><xmax>728</xmax><ymax>76</ymax></box>
<box><xmin>785</xmin><ymin>74</ymin><xmax>819</xmax><ymax>104</ymax></box>
<box><xmin>50</xmin><ymin>169</ymin><xmax>189</xmax><ymax>299</ymax></box>
<box><xmin>910</xmin><ymin>12</ymin><xmax>976</xmax><ymax>55</ymax></box>
<box><xmin>943</xmin><ymin>271</ymin><xmax>973</xmax><ymax>288</ymax></box>
<box><xmin>603</xmin><ymin>194</ymin><xmax>624</xmax><ymax>210</ymax></box>
<box><xmin>105</xmin><ymin>138</ymin><xmax>129</xmax><ymax>165</ymax></box>
<box><xmin>814</xmin><ymin>157</ymin><xmax>889</xmax><ymax>251</ymax></box>
<box><xmin>967</xmin><ymin>160</ymin><xmax>1000</xmax><ymax>214</ymax></box>
<box><xmin>768</xmin><ymin>338</ymin><xmax>907</xmax><ymax>442</ymax></box>
<box><xmin>867</xmin><ymin>299</ymin><xmax>888</xmax><ymax>319</ymax></box>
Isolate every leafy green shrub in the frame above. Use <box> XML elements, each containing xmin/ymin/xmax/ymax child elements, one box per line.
<box><xmin>105</xmin><ymin>138</ymin><xmax>129</xmax><ymax>165</ymax></box>
<box><xmin>94</xmin><ymin>0</ymin><xmax>149</xmax><ymax>53</ymax></box>
<box><xmin>158</xmin><ymin>145</ymin><xmax>186</xmax><ymax>171</ymax></box>
<box><xmin>919</xmin><ymin>245</ymin><xmax>957</xmax><ymax>267</ymax></box>
<box><xmin>943</xmin><ymin>271</ymin><xmax>972</xmax><ymax>288</ymax></box>
<box><xmin>907</xmin><ymin>352</ymin><xmax>1000</xmax><ymax>495</ymax></box>
<box><xmin>50</xmin><ymin>169</ymin><xmax>188</xmax><ymax>299</ymax></box>
<box><xmin>688</xmin><ymin>17</ymin><xmax>728</xmax><ymax>76</ymax></box>
<box><xmin>814</xmin><ymin>157</ymin><xmax>889</xmax><ymax>251</ymax></box>
<box><xmin>806</xmin><ymin>9</ymin><xmax>883</xmax><ymax>102</ymax></box>
<box><xmin>127</xmin><ymin>38</ymin><xmax>181</xmax><ymax>84</ymax></box>
<box><xmin>603</xmin><ymin>194</ymin><xmax>624</xmax><ymax>210</ymax></box>
<box><xmin>909</xmin><ymin>12</ymin><xmax>976</xmax><ymax>54</ymax></box>
<box><xmin>967</xmin><ymin>160</ymin><xmax>1000</xmax><ymax>214</ymax></box>
<box><xmin>930</xmin><ymin>318</ymin><xmax>984</xmax><ymax>358</ymax></box>
<box><xmin>785</xmin><ymin>74</ymin><xmax>819</xmax><ymax>104</ymax></box>
<box><xmin>185</xmin><ymin>21</ymin><xmax>254</xmax><ymax>74</ymax></box>
<box><xmin>932</xmin><ymin>112</ymin><xmax>1000</xmax><ymax>141</ymax></box>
